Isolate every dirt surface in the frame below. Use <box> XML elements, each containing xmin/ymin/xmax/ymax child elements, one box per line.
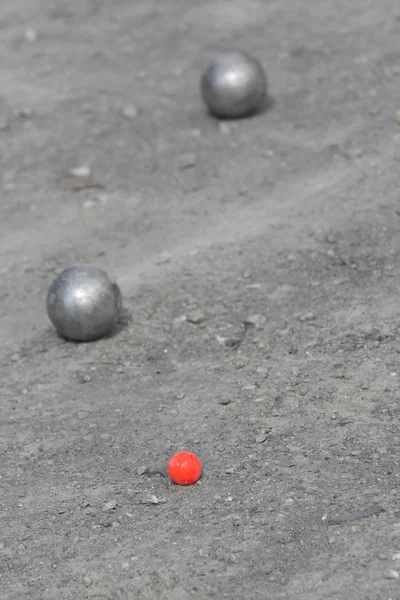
<box><xmin>1</xmin><ymin>1</ymin><xmax>400</xmax><ymax>599</ymax></box>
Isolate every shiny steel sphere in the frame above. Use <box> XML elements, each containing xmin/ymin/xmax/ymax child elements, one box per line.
<box><xmin>201</xmin><ymin>51</ymin><xmax>267</xmax><ymax>119</ymax></box>
<box><xmin>46</xmin><ymin>265</ymin><xmax>122</xmax><ymax>341</ymax></box>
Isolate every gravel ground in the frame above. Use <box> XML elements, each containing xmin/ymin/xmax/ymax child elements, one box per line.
<box><xmin>1</xmin><ymin>1</ymin><xmax>400</xmax><ymax>599</ymax></box>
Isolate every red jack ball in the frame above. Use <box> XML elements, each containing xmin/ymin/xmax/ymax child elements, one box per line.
<box><xmin>168</xmin><ymin>451</ymin><xmax>202</xmax><ymax>486</ymax></box>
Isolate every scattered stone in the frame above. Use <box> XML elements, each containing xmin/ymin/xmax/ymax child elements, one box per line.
<box><xmin>136</xmin><ymin>466</ymin><xmax>147</xmax><ymax>476</ymax></box>
<box><xmin>363</xmin><ymin>325</ymin><xmax>384</xmax><ymax>341</ymax></box>
<box><xmin>245</xmin><ymin>283</ymin><xmax>261</xmax><ymax>289</ymax></box>
<box><xmin>256</xmin><ymin>367</ymin><xmax>269</xmax><ymax>378</ymax></box>
<box><xmin>140</xmin><ymin>494</ymin><xmax>160</xmax><ymax>505</ymax></box>
<box><xmin>225</xmin><ymin>467</ymin><xmax>235</xmax><ymax>474</ymax></box>
<box><xmin>175</xmin><ymin>392</ymin><xmax>186</xmax><ymax>400</ymax></box>
<box><xmin>83</xmin><ymin>199</ymin><xmax>96</xmax><ymax>209</ymax></box>
<box><xmin>288</xmin><ymin>343</ymin><xmax>298</xmax><ymax>355</ymax></box>
<box><xmin>95</xmin><ymin>193</ymin><xmax>109</xmax><ymax>205</ymax></box>
<box><xmin>19</xmin><ymin>107</ymin><xmax>33</xmax><ymax>119</ymax></box>
<box><xmin>242</xmin><ymin>383</ymin><xmax>258</xmax><ymax>391</ymax></box>
<box><xmin>225</xmin><ymin>337</ymin><xmax>240</xmax><ymax>348</ymax></box>
<box><xmin>187</xmin><ymin>310</ymin><xmax>206</xmax><ymax>325</ymax></box>
<box><xmin>289</xmin><ymin>454</ymin><xmax>309</xmax><ymax>467</ymax></box>
<box><xmin>327</xmin><ymin>535</ymin><xmax>335</xmax><ymax>544</ymax></box>
<box><xmin>244</xmin><ymin>314</ymin><xmax>266</xmax><ymax>329</ymax></box>
<box><xmin>102</xmin><ymin>500</ymin><xmax>117</xmax><ymax>512</ymax></box>
<box><xmin>392</xmin><ymin>552</ymin><xmax>400</xmax><ymax>561</ymax></box>
<box><xmin>79</xmin><ymin>374</ymin><xmax>92</xmax><ymax>384</ymax></box>
<box><xmin>236</xmin><ymin>361</ymin><xmax>245</xmax><ymax>369</ymax></box>
<box><xmin>69</xmin><ymin>165</ymin><xmax>91</xmax><ymax>178</ymax></box>
<box><xmin>327</xmin><ymin>504</ymin><xmax>385</xmax><ymax>525</ymax></box>
<box><xmin>219</xmin><ymin>398</ymin><xmax>232</xmax><ymax>405</ymax></box>
<box><xmin>275</xmin><ymin>532</ymin><xmax>292</xmax><ymax>545</ymax></box>
<box><xmin>82</xmin><ymin>575</ymin><xmax>92</xmax><ymax>588</ymax></box>
<box><xmin>156</xmin><ymin>252</ymin><xmax>172</xmax><ymax>265</ymax></box>
<box><xmin>24</xmin><ymin>28</ymin><xmax>37</xmax><ymax>43</ymax></box>
<box><xmin>219</xmin><ymin>122</ymin><xmax>231</xmax><ymax>135</ymax></box>
<box><xmin>256</xmin><ymin>430</ymin><xmax>271</xmax><ymax>444</ymax></box>
<box><xmin>198</xmin><ymin>548</ymin><xmax>208</xmax><ymax>557</ymax></box>
<box><xmin>121</xmin><ymin>104</ymin><xmax>138</xmax><ymax>120</ymax></box>
<box><xmin>384</xmin><ymin>569</ymin><xmax>399</xmax><ymax>580</ymax></box>
<box><xmin>63</xmin><ymin>166</ymin><xmax>104</xmax><ymax>191</ymax></box>
<box><xmin>206</xmin><ymin>364</ymin><xmax>224</xmax><ymax>373</ymax></box>
<box><xmin>299</xmin><ymin>312</ymin><xmax>315</xmax><ymax>322</ymax></box>
<box><xmin>255</xmin><ymin>397</ymin><xmax>265</xmax><ymax>403</ymax></box>
<box><xmin>11</xmin><ymin>353</ymin><xmax>21</xmax><ymax>362</ymax></box>
<box><xmin>229</xmin><ymin>554</ymin><xmax>237</xmax><ymax>563</ymax></box>
<box><xmin>394</xmin><ymin>111</ymin><xmax>400</xmax><ymax>124</ymax></box>
<box><xmin>84</xmin><ymin>193</ymin><xmax>108</xmax><ymax>209</ymax></box>
<box><xmin>177</xmin><ymin>153</ymin><xmax>197</xmax><ymax>170</ymax></box>
<box><xmin>173</xmin><ymin>315</ymin><xmax>187</xmax><ymax>328</ymax></box>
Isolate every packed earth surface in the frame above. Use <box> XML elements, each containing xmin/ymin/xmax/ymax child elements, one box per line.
<box><xmin>1</xmin><ymin>1</ymin><xmax>400</xmax><ymax>599</ymax></box>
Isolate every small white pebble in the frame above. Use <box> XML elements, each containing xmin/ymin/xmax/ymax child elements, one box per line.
<box><xmin>83</xmin><ymin>199</ymin><xmax>96</xmax><ymax>209</ymax></box>
<box><xmin>219</xmin><ymin>122</ymin><xmax>231</xmax><ymax>135</ymax></box>
<box><xmin>24</xmin><ymin>28</ymin><xmax>37</xmax><ymax>42</ymax></box>
<box><xmin>19</xmin><ymin>107</ymin><xmax>33</xmax><ymax>118</ymax></box>
<box><xmin>121</xmin><ymin>104</ymin><xmax>138</xmax><ymax>120</ymax></box>
<box><xmin>392</xmin><ymin>552</ymin><xmax>400</xmax><ymax>561</ymax></box>
<box><xmin>384</xmin><ymin>569</ymin><xmax>399</xmax><ymax>580</ymax></box>
<box><xmin>69</xmin><ymin>165</ymin><xmax>91</xmax><ymax>178</ymax></box>
<box><xmin>102</xmin><ymin>499</ymin><xmax>117</xmax><ymax>512</ymax></box>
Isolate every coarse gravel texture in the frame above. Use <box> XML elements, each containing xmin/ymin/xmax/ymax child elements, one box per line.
<box><xmin>1</xmin><ymin>1</ymin><xmax>400</xmax><ymax>599</ymax></box>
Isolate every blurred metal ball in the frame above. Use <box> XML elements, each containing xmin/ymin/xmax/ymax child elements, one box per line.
<box><xmin>46</xmin><ymin>265</ymin><xmax>122</xmax><ymax>341</ymax></box>
<box><xmin>201</xmin><ymin>51</ymin><xmax>267</xmax><ymax>119</ymax></box>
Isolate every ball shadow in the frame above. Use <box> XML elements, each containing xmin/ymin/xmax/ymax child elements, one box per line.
<box><xmin>208</xmin><ymin>94</ymin><xmax>275</xmax><ymax>122</ymax></box>
<box><xmin>53</xmin><ymin>307</ymin><xmax>132</xmax><ymax>343</ymax></box>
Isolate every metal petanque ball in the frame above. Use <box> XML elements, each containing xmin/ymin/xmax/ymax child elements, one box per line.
<box><xmin>46</xmin><ymin>265</ymin><xmax>122</xmax><ymax>342</ymax></box>
<box><xmin>201</xmin><ymin>51</ymin><xmax>267</xmax><ymax>119</ymax></box>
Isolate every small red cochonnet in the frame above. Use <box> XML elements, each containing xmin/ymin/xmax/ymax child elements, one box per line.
<box><xmin>168</xmin><ymin>451</ymin><xmax>202</xmax><ymax>486</ymax></box>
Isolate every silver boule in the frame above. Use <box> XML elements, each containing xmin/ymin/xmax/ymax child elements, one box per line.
<box><xmin>46</xmin><ymin>264</ymin><xmax>122</xmax><ymax>341</ymax></box>
<box><xmin>201</xmin><ymin>51</ymin><xmax>267</xmax><ymax>119</ymax></box>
